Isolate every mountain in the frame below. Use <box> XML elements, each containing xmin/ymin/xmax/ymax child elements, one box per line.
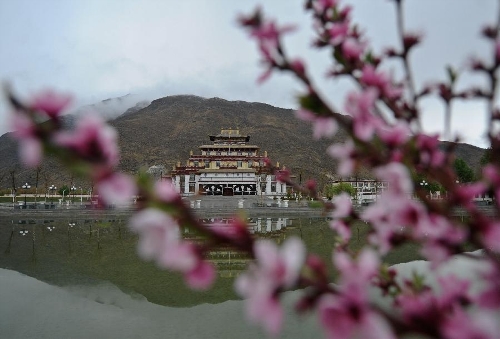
<box><xmin>73</xmin><ymin>93</ymin><xmax>151</xmax><ymax>121</ymax></box>
<box><xmin>0</xmin><ymin>95</ymin><xmax>487</xmax><ymax>191</ymax></box>
<box><xmin>111</xmin><ymin>95</ymin><xmax>350</xmax><ymax>185</ymax></box>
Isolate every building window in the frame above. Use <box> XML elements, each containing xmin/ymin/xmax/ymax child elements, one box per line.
<box><xmin>205</xmin><ymin>161</ymin><xmax>209</xmax><ymax>168</ymax></box>
<box><xmin>216</xmin><ymin>161</ymin><xmax>220</xmax><ymax>167</ymax></box>
<box><xmin>237</xmin><ymin>161</ymin><xmax>242</xmax><ymax>168</ymax></box>
<box><xmin>194</xmin><ymin>161</ymin><xmax>199</xmax><ymax>167</ymax></box>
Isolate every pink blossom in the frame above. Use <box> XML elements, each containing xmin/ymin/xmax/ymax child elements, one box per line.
<box><xmin>481</xmin><ymin>222</ymin><xmax>500</xmax><ymax>252</ymax></box>
<box><xmin>416</xmin><ymin>214</ymin><xmax>466</xmax><ymax>266</ymax></box>
<box><xmin>420</xmin><ymin>242</ymin><xmax>454</xmax><ymax>267</ymax></box>
<box><xmin>397</xmin><ymin>290</ymin><xmax>436</xmax><ymax>325</ymax></box>
<box><xmin>331</xmin><ymin>193</ymin><xmax>352</xmax><ymax>218</ymax></box>
<box><xmin>374</xmin><ymin>162</ymin><xmax>413</xmax><ymax>195</ymax></box>
<box><xmin>97</xmin><ymin>172</ymin><xmax>137</xmax><ymax>207</ymax></box>
<box><xmin>330</xmin><ymin>220</ymin><xmax>351</xmax><ymax>241</ymax></box>
<box><xmin>328</xmin><ymin>22</ymin><xmax>350</xmax><ymax>45</ymax></box>
<box><xmin>436</xmin><ymin>275</ymin><xmax>471</xmax><ymax>309</ymax></box>
<box><xmin>235</xmin><ymin>237</ymin><xmax>305</xmax><ymax>335</ymax></box>
<box><xmin>319</xmin><ymin>250</ymin><xmax>394</xmax><ymax>339</ymax></box>
<box><xmin>342</xmin><ymin>38</ymin><xmax>364</xmax><ymax>60</ymax></box>
<box><xmin>416</xmin><ymin>134</ymin><xmax>446</xmax><ymax>168</ymax></box>
<box><xmin>377</xmin><ymin>121</ymin><xmax>411</xmax><ymax>147</ymax></box>
<box><xmin>129</xmin><ymin>208</ymin><xmax>181</xmax><ymax>261</ymax></box>
<box><xmin>483</xmin><ymin>164</ymin><xmax>500</xmax><ymax>185</ymax></box>
<box><xmin>362</xmin><ymin>193</ymin><xmax>426</xmax><ymax>253</ymax></box>
<box><xmin>338</xmin><ymin>5</ymin><xmax>353</xmax><ymax>21</ymax></box>
<box><xmin>257</xmin><ymin>65</ymin><xmax>273</xmax><ymax>84</ymax></box>
<box><xmin>319</xmin><ymin>294</ymin><xmax>396</xmax><ymax>339</ymax></box>
<box><xmin>441</xmin><ymin>307</ymin><xmax>499</xmax><ymax>339</ymax></box>
<box><xmin>11</xmin><ymin>113</ymin><xmax>36</xmax><ymax>139</ymax></box>
<box><xmin>477</xmin><ymin>262</ymin><xmax>500</xmax><ymax>309</ymax></box>
<box><xmin>483</xmin><ymin>165</ymin><xmax>500</xmax><ymax>205</ymax></box>
<box><xmin>326</xmin><ymin>186</ymin><xmax>353</xmax><ymax>238</ymax></box>
<box><xmin>248</xmin><ymin>19</ymin><xmax>296</xmax><ymax>81</ymax></box>
<box><xmin>453</xmin><ymin>182</ymin><xmax>486</xmax><ymax>209</ymax></box>
<box><xmin>30</xmin><ymin>89</ymin><xmax>72</xmax><ymax>118</ymax></box>
<box><xmin>10</xmin><ymin>113</ymin><xmax>43</xmax><ymax>167</ymax></box>
<box><xmin>345</xmin><ymin>89</ymin><xmax>382</xmax><ymax>141</ymax></box>
<box><xmin>290</xmin><ymin>58</ymin><xmax>306</xmax><ymax>76</ymax></box>
<box><xmin>254</xmin><ymin>237</ymin><xmax>305</xmax><ymax>288</ymax></box>
<box><xmin>328</xmin><ymin>140</ymin><xmax>355</xmax><ymax>176</ymax></box>
<box><xmin>295</xmin><ymin>109</ymin><xmax>338</xmax><ymax>139</ymax></box>
<box><xmin>158</xmin><ymin>241</ymin><xmax>198</xmax><ymax>271</ymax></box>
<box><xmin>154</xmin><ymin>180</ymin><xmax>180</xmax><ymax>203</ymax></box>
<box><xmin>334</xmin><ymin>249</ymin><xmax>379</xmax><ymax>286</ymax></box>
<box><xmin>129</xmin><ymin>208</ymin><xmax>214</xmax><ymax>290</ymax></box>
<box><xmin>495</xmin><ymin>39</ymin><xmax>500</xmax><ymax>64</ymax></box>
<box><xmin>312</xmin><ymin>0</ymin><xmax>339</xmax><ymax>14</ymax></box>
<box><xmin>19</xmin><ymin>137</ymin><xmax>43</xmax><ymax>168</ymax></box>
<box><xmin>186</xmin><ymin>261</ymin><xmax>216</xmax><ymax>290</ymax></box>
<box><xmin>251</xmin><ymin>21</ymin><xmax>295</xmax><ymax>46</ymax></box>
<box><xmin>360</xmin><ymin>65</ymin><xmax>402</xmax><ymax>100</ymax></box>
<box><xmin>54</xmin><ymin>113</ymin><xmax>119</xmax><ymax>168</ymax></box>
<box><xmin>416</xmin><ymin>214</ymin><xmax>465</xmax><ymax>243</ymax></box>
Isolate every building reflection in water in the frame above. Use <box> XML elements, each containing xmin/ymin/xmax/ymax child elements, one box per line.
<box><xmin>2</xmin><ymin>216</ymin><xmax>300</xmax><ymax>278</ymax></box>
<box><xmin>186</xmin><ymin>217</ymin><xmax>295</xmax><ymax>278</ymax></box>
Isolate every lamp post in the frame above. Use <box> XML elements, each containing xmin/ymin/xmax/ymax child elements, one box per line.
<box><xmin>420</xmin><ymin>180</ymin><xmax>429</xmax><ymax>198</ymax></box>
<box><xmin>71</xmin><ymin>185</ymin><xmax>77</xmax><ymax>204</ymax></box>
<box><xmin>62</xmin><ymin>187</ymin><xmax>67</xmax><ymax>203</ymax></box>
<box><xmin>49</xmin><ymin>185</ymin><xmax>56</xmax><ymax>205</ymax></box>
<box><xmin>80</xmin><ymin>187</ymin><xmax>83</xmax><ymax>205</ymax></box>
<box><xmin>22</xmin><ymin>183</ymin><xmax>31</xmax><ymax>208</ymax></box>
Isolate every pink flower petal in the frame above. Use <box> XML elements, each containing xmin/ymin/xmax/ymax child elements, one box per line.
<box><xmin>185</xmin><ymin>261</ymin><xmax>216</xmax><ymax>290</ymax></box>
<box><xmin>30</xmin><ymin>89</ymin><xmax>72</xmax><ymax>118</ymax></box>
<box><xmin>154</xmin><ymin>180</ymin><xmax>180</xmax><ymax>202</ymax></box>
<box><xmin>97</xmin><ymin>173</ymin><xmax>137</xmax><ymax>207</ymax></box>
<box><xmin>20</xmin><ymin>138</ymin><xmax>42</xmax><ymax>168</ymax></box>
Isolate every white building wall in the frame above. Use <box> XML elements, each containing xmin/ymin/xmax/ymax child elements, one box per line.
<box><xmin>266</xmin><ymin>175</ymin><xmax>272</xmax><ymax>195</ymax></box>
<box><xmin>184</xmin><ymin>175</ymin><xmax>190</xmax><ymax>194</ymax></box>
<box><xmin>174</xmin><ymin>176</ymin><xmax>181</xmax><ymax>193</ymax></box>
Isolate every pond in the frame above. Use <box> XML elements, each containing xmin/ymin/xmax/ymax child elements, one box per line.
<box><xmin>0</xmin><ymin>213</ymin><xmax>422</xmax><ymax>308</ymax></box>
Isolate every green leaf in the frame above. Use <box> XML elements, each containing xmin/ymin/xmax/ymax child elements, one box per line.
<box><xmin>446</xmin><ymin>65</ymin><xmax>458</xmax><ymax>85</ymax></box>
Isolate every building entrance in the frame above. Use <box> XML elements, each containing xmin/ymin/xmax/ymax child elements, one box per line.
<box><xmin>223</xmin><ymin>187</ymin><xmax>234</xmax><ymax>196</ymax></box>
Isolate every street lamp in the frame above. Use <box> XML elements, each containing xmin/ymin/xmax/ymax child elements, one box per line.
<box><xmin>420</xmin><ymin>180</ymin><xmax>429</xmax><ymax>196</ymax></box>
<box><xmin>62</xmin><ymin>187</ymin><xmax>68</xmax><ymax>203</ymax></box>
<box><xmin>22</xmin><ymin>183</ymin><xmax>31</xmax><ymax>208</ymax></box>
<box><xmin>49</xmin><ymin>185</ymin><xmax>57</xmax><ymax>205</ymax></box>
<box><xmin>71</xmin><ymin>185</ymin><xmax>77</xmax><ymax>204</ymax></box>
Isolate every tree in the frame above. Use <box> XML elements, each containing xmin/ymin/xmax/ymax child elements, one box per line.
<box><xmin>453</xmin><ymin>158</ymin><xmax>475</xmax><ymax>183</ymax></box>
<box><xmin>480</xmin><ymin>147</ymin><xmax>492</xmax><ymax>166</ymax></box>
<box><xmin>324</xmin><ymin>182</ymin><xmax>356</xmax><ymax>199</ymax></box>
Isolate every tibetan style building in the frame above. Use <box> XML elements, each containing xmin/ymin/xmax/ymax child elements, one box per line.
<box><xmin>170</xmin><ymin>129</ymin><xmax>287</xmax><ymax>197</ymax></box>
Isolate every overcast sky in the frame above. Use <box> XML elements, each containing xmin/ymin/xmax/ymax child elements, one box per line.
<box><xmin>0</xmin><ymin>0</ymin><xmax>498</xmax><ymax>148</ymax></box>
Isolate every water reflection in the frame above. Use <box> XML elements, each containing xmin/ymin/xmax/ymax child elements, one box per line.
<box><xmin>0</xmin><ymin>213</ymin><xmax>422</xmax><ymax>307</ymax></box>
<box><xmin>0</xmin><ymin>215</ymin><xmax>327</xmax><ymax>306</ymax></box>
<box><xmin>193</xmin><ymin>217</ymin><xmax>294</xmax><ymax>277</ymax></box>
